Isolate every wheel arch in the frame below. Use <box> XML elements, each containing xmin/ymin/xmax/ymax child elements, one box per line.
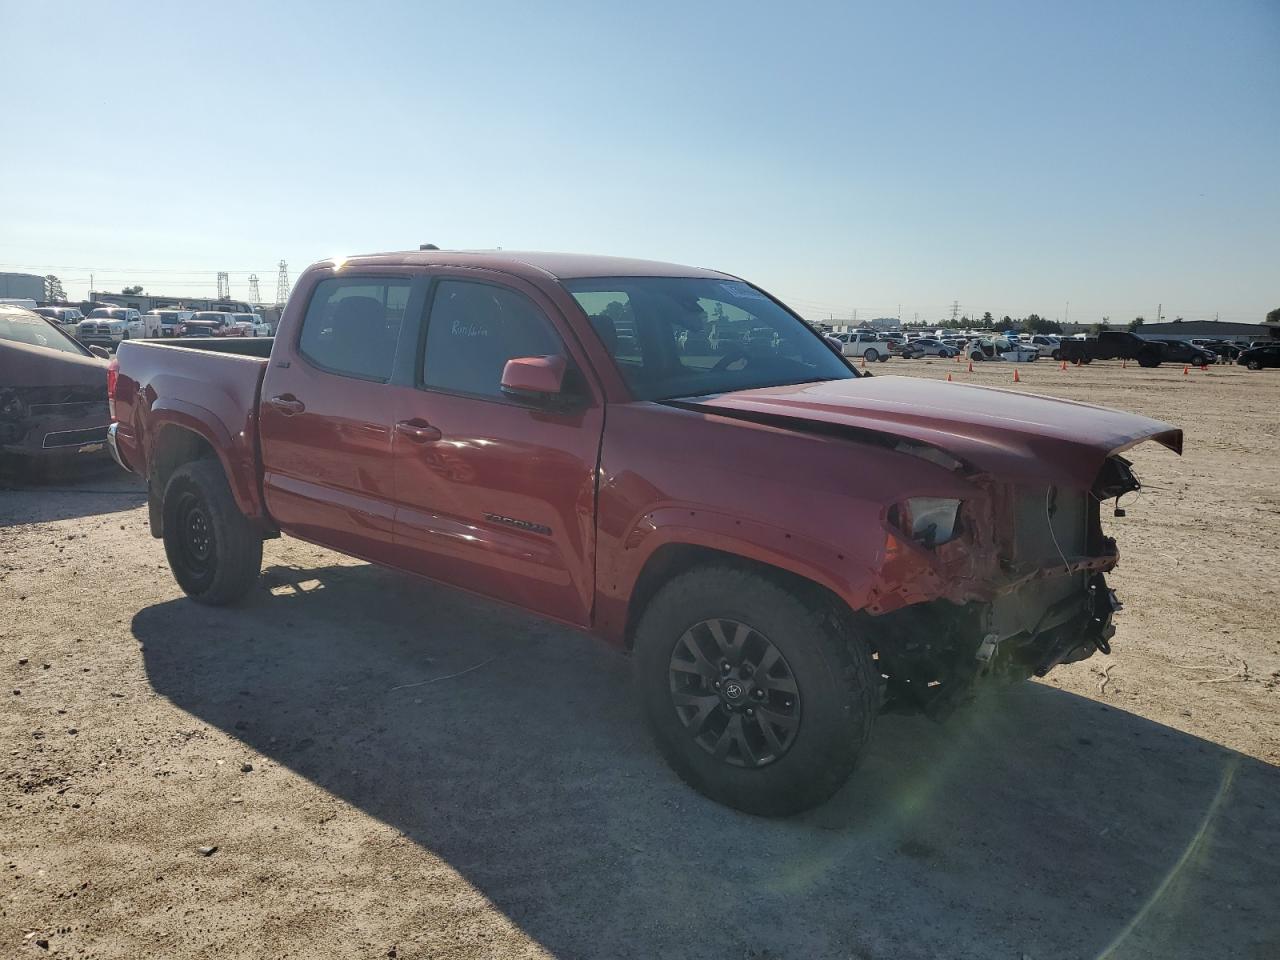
<box><xmin>145</xmin><ymin>423</ymin><xmax>222</xmax><ymax>537</ymax></box>
<box><xmin>620</xmin><ymin>542</ymin><xmax>854</xmax><ymax>651</ymax></box>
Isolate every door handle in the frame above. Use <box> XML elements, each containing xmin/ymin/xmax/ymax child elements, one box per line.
<box><xmin>267</xmin><ymin>395</ymin><xmax>306</xmax><ymax>415</ymax></box>
<box><xmin>395</xmin><ymin>419</ymin><xmax>443</xmax><ymax>443</ymax></box>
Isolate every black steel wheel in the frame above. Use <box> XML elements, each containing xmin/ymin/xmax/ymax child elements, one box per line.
<box><xmin>172</xmin><ymin>490</ymin><xmax>215</xmax><ymax>587</ymax></box>
<box><xmin>634</xmin><ymin>565</ymin><xmax>878</xmax><ymax>817</ymax></box>
<box><xmin>669</xmin><ymin>618</ymin><xmax>801</xmax><ymax>768</ymax></box>
<box><xmin>162</xmin><ymin>459</ymin><xmax>263</xmax><ymax>605</ymax></box>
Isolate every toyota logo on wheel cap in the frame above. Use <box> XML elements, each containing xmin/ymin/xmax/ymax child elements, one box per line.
<box><xmin>722</xmin><ymin>680</ymin><xmax>745</xmax><ymax>701</ymax></box>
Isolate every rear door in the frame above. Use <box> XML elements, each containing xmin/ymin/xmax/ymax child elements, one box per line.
<box><xmin>387</xmin><ymin>272</ymin><xmax>605</xmax><ymax>626</ymax></box>
<box><xmin>259</xmin><ymin>272</ymin><xmax>419</xmax><ymax>558</ymax></box>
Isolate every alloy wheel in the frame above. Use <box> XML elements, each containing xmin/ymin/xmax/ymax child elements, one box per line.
<box><xmin>668</xmin><ymin>618</ymin><xmax>801</xmax><ymax>768</ymax></box>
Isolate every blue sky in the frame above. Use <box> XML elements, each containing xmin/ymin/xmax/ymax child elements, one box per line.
<box><xmin>1</xmin><ymin>0</ymin><xmax>1276</xmax><ymax>323</ymax></box>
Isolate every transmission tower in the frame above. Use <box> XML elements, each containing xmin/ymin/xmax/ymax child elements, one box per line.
<box><xmin>950</xmin><ymin>300</ymin><xmax>961</xmax><ymax>322</ymax></box>
<box><xmin>216</xmin><ymin>272</ymin><xmax>230</xmax><ymax>299</ymax></box>
<box><xmin>275</xmin><ymin>260</ymin><xmax>290</xmax><ymax>305</ymax></box>
<box><xmin>247</xmin><ymin>274</ymin><xmax>261</xmax><ymax>304</ymax></box>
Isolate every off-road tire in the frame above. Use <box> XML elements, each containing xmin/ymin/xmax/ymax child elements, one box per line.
<box><xmin>162</xmin><ymin>460</ymin><xmax>262</xmax><ymax>605</ymax></box>
<box><xmin>864</xmin><ymin>348</ymin><xmax>880</xmax><ymax>363</ymax></box>
<box><xmin>1137</xmin><ymin>350</ymin><xmax>1161</xmax><ymax>368</ymax></box>
<box><xmin>633</xmin><ymin>565</ymin><xmax>878</xmax><ymax>817</ymax></box>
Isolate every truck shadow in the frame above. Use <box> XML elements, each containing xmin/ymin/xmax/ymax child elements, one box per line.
<box><xmin>133</xmin><ymin>562</ymin><xmax>1278</xmax><ymax>960</ymax></box>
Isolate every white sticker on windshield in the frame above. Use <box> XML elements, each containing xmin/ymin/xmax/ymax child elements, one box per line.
<box><xmin>719</xmin><ymin>281</ymin><xmax>768</xmax><ymax>301</ymax></box>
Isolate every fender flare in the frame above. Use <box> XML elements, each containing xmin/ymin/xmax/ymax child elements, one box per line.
<box><xmin>597</xmin><ymin>507</ymin><xmax>875</xmax><ymax>646</ymax></box>
<box><xmin>145</xmin><ymin>399</ymin><xmax>265</xmax><ymax>523</ymax></box>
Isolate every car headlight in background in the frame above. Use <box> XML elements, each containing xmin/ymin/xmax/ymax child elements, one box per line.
<box><xmin>891</xmin><ymin>497</ymin><xmax>962</xmax><ymax>548</ymax></box>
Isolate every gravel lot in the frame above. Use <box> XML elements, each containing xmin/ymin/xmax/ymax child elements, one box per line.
<box><xmin>3</xmin><ymin>359</ymin><xmax>1277</xmax><ymax>959</ymax></box>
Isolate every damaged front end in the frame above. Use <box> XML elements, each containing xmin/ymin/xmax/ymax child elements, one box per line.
<box><xmin>863</xmin><ymin>454</ymin><xmax>1144</xmax><ymax>719</ymax></box>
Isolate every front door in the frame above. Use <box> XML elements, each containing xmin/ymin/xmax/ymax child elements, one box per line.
<box><xmin>389</xmin><ymin>275</ymin><xmax>604</xmax><ymax>627</ymax></box>
<box><xmin>259</xmin><ymin>273</ymin><xmax>414</xmax><ymax>559</ymax></box>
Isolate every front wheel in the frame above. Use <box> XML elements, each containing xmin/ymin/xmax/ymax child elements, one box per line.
<box><xmin>633</xmin><ymin>565</ymin><xmax>878</xmax><ymax>817</ymax></box>
<box><xmin>162</xmin><ymin>460</ymin><xmax>263</xmax><ymax>605</ymax></box>
<box><xmin>1247</xmin><ymin>360</ymin><xmax>1262</xmax><ymax>370</ymax></box>
<box><xmin>864</xmin><ymin>348</ymin><xmax>879</xmax><ymax>363</ymax></box>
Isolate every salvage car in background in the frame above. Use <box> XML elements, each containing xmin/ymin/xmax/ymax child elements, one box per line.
<box><xmin>33</xmin><ymin>306</ymin><xmax>86</xmax><ymax>335</ymax></box>
<box><xmin>1029</xmin><ymin>334</ymin><xmax>1062</xmax><ymax>359</ymax></box>
<box><xmin>898</xmin><ymin>337</ymin><xmax>957</xmax><ymax>359</ymax></box>
<box><xmin>232</xmin><ymin>312</ymin><xmax>272</xmax><ymax>337</ymax></box>
<box><xmin>966</xmin><ymin>336</ymin><xmax>1038</xmax><ymax>362</ymax></box>
<box><xmin>1237</xmin><ymin>342</ymin><xmax>1280</xmax><ymax>370</ymax></box>
<box><xmin>147</xmin><ymin>309</ymin><xmax>195</xmax><ymax>337</ymax></box>
<box><xmin>177</xmin><ymin>311</ymin><xmax>244</xmax><ymax>337</ymax></box>
<box><xmin>831</xmin><ymin>330</ymin><xmax>893</xmax><ymax>362</ymax></box>
<box><xmin>77</xmin><ymin>307</ymin><xmax>145</xmax><ymax>348</ymax></box>
<box><xmin>1150</xmin><ymin>338</ymin><xmax>1214</xmax><ymax>367</ymax></box>
<box><xmin>0</xmin><ymin>305</ymin><xmax>110</xmax><ymax>466</ymax></box>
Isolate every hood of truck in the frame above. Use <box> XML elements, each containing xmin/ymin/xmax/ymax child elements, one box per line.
<box><xmin>674</xmin><ymin>375</ymin><xmax>1181</xmax><ymax>488</ymax></box>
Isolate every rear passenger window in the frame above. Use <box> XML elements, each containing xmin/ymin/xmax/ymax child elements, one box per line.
<box><xmin>298</xmin><ymin>278</ymin><xmax>411</xmax><ymax>381</ymax></box>
<box><xmin>420</xmin><ymin>280</ymin><xmax>564</xmax><ymax>399</ymax></box>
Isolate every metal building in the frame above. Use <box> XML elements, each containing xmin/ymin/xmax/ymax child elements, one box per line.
<box><xmin>0</xmin><ymin>272</ymin><xmax>45</xmax><ymax>301</ymax></box>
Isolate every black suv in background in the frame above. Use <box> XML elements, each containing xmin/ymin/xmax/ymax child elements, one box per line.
<box><xmin>1237</xmin><ymin>343</ymin><xmax>1280</xmax><ymax>370</ymax></box>
<box><xmin>1151</xmin><ymin>339</ymin><xmax>1215</xmax><ymax>367</ymax></box>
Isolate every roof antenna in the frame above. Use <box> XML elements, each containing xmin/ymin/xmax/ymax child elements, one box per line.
<box><xmin>419</xmin><ymin>243</ymin><xmax>440</xmax><ymax>251</ymax></box>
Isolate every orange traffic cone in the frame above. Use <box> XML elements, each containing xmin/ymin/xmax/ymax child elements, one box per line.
<box><xmin>1013</xmin><ymin>367</ymin><xmax>1021</xmax><ymax>383</ymax></box>
<box><xmin>1182</xmin><ymin>365</ymin><xmax>1189</xmax><ymax>375</ymax></box>
<box><xmin>1202</xmin><ymin>362</ymin><xmax>1210</xmax><ymax>373</ymax></box>
<box><xmin>1059</xmin><ymin>360</ymin><xmax>1067</xmax><ymax>371</ymax></box>
<box><xmin>1122</xmin><ymin>358</ymin><xmax>1127</xmax><ymax>369</ymax></box>
<box><xmin>967</xmin><ymin>360</ymin><xmax>974</xmax><ymax>373</ymax></box>
<box><xmin>860</xmin><ymin>355</ymin><xmax>867</xmax><ymax>368</ymax></box>
<box><xmin>946</xmin><ymin>372</ymin><xmax>953</xmax><ymax>382</ymax></box>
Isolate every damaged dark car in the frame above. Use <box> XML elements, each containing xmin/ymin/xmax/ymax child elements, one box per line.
<box><xmin>0</xmin><ymin>305</ymin><xmax>112</xmax><ymax>470</ymax></box>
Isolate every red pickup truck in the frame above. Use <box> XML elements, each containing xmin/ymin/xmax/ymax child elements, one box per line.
<box><xmin>107</xmin><ymin>250</ymin><xmax>1182</xmax><ymax>815</ymax></box>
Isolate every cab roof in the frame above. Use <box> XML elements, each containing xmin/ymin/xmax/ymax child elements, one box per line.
<box><xmin>330</xmin><ymin>249</ymin><xmax>738</xmax><ymax>282</ymax></box>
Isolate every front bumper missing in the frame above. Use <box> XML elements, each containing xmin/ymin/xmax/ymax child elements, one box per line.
<box><xmin>864</xmin><ymin>572</ymin><xmax>1121</xmax><ymax>719</ymax></box>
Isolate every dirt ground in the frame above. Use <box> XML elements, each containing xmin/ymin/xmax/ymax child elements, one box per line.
<box><xmin>2</xmin><ymin>359</ymin><xmax>1277</xmax><ymax>960</ymax></box>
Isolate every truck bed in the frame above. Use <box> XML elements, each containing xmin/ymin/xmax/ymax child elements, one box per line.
<box><xmin>155</xmin><ymin>336</ymin><xmax>274</xmax><ymax>358</ymax></box>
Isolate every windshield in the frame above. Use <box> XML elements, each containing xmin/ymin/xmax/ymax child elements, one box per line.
<box><xmin>191</xmin><ymin>313</ymin><xmax>225</xmax><ymax>322</ymax></box>
<box><xmin>89</xmin><ymin>309</ymin><xmax>127</xmax><ymax>319</ymax></box>
<box><xmin>563</xmin><ymin>276</ymin><xmax>852</xmax><ymax>401</ymax></box>
<box><xmin>0</xmin><ymin>310</ymin><xmax>89</xmax><ymax>356</ymax></box>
